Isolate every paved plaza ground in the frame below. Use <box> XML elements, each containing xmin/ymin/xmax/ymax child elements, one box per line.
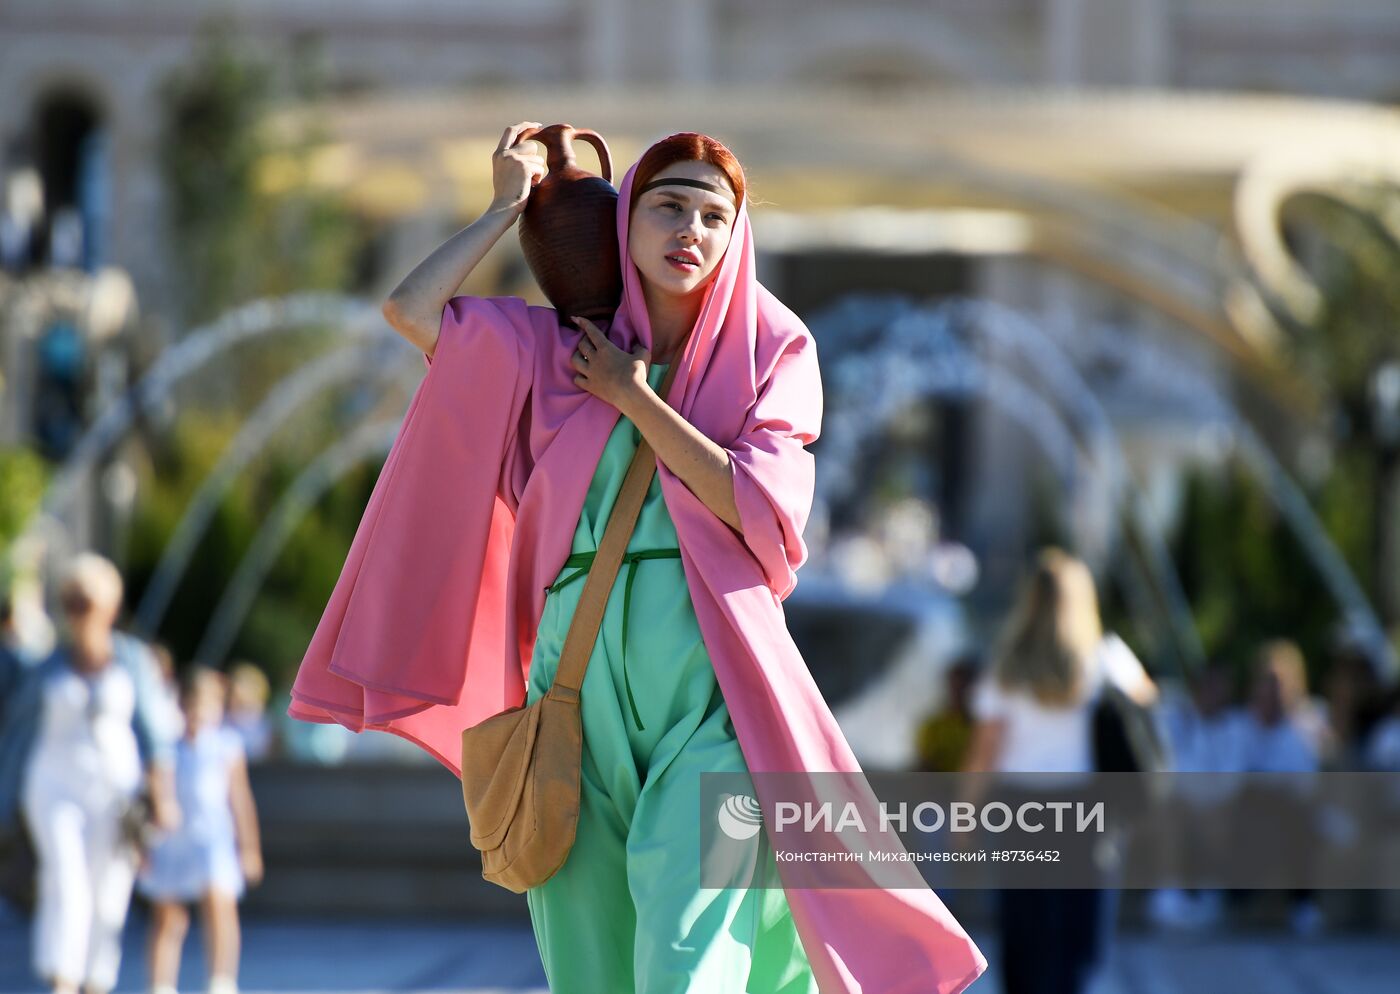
<box><xmin>2</xmin><ymin>910</ymin><xmax>1399</xmax><ymax>994</ymax></box>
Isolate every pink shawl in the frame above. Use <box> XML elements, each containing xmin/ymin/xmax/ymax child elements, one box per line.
<box><xmin>289</xmin><ymin>148</ymin><xmax>987</xmax><ymax>994</ymax></box>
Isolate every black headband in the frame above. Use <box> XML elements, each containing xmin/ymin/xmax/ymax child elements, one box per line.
<box><xmin>636</xmin><ymin>176</ymin><xmax>736</xmax><ymax>205</ymax></box>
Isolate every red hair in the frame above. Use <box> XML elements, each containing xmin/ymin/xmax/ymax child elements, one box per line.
<box><xmin>627</xmin><ymin>132</ymin><xmax>747</xmax><ymax>215</ymax></box>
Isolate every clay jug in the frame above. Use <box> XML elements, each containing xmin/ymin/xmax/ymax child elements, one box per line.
<box><xmin>516</xmin><ymin>124</ymin><xmax>621</xmax><ymax>325</ymax></box>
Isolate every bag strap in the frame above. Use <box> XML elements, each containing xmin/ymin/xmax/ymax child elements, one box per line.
<box><xmin>548</xmin><ymin>355</ymin><xmax>686</xmax><ymax>697</ymax></box>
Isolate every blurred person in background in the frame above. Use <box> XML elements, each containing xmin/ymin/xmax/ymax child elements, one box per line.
<box><xmin>1231</xmin><ymin>639</ymin><xmax>1331</xmax><ymax>936</ymax></box>
<box><xmin>0</xmin><ymin>585</ymin><xmax>43</xmax><ymax>919</ymax></box>
<box><xmin>147</xmin><ymin>643</ymin><xmax>185</xmax><ymax>745</ymax></box>
<box><xmin>1148</xmin><ymin>657</ymin><xmax>1246</xmax><ymax>931</ymax></box>
<box><xmin>1319</xmin><ymin>636</ymin><xmax>1386</xmax><ymax>771</ymax></box>
<box><xmin>915</xmin><ymin>652</ymin><xmax>981</xmax><ymax>773</ymax></box>
<box><xmin>0</xmin><ymin>552</ymin><xmax>179</xmax><ymax>994</ymax></box>
<box><xmin>1</xmin><ymin>587</ymin><xmax>25</xmax><ymax>698</ymax></box>
<box><xmin>139</xmin><ymin>665</ymin><xmax>263</xmax><ymax>994</ymax></box>
<box><xmin>1</xmin><ymin>580</ymin><xmax>53</xmax><ymax>694</ymax></box>
<box><xmin>223</xmin><ymin>662</ymin><xmax>273</xmax><ymax>763</ymax></box>
<box><xmin>963</xmin><ymin>548</ymin><xmax>1158</xmax><ymax>994</ymax></box>
<box><xmin>273</xmin><ymin>685</ymin><xmax>353</xmax><ymax>765</ymax></box>
<box><xmin>1364</xmin><ymin>683</ymin><xmax>1400</xmax><ymax>770</ymax></box>
<box><xmin>1157</xmin><ymin>657</ymin><xmax>1246</xmax><ymax>775</ymax></box>
<box><xmin>0</xmin><ymin>571</ymin><xmax>57</xmax><ymax>665</ymax></box>
<box><xmin>1237</xmin><ymin>640</ymin><xmax>1330</xmax><ymax>773</ymax></box>
<box><xmin>1</xmin><ymin>150</ymin><xmax>43</xmax><ymax>273</ymax></box>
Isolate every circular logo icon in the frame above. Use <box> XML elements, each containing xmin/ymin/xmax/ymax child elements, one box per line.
<box><xmin>717</xmin><ymin>793</ymin><xmax>764</xmax><ymax>840</ymax></box>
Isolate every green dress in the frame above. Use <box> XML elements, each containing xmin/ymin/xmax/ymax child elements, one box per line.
<box><xmin>523</xmin><ymin>361</ymin><xmax>818</xmax><ymax>993</ymax></box>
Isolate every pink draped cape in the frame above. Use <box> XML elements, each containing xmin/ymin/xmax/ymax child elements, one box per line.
<box><xmin>289</xmin><ymin>150</ymin><xmax>987</xmax><ymax>994</ymax></box>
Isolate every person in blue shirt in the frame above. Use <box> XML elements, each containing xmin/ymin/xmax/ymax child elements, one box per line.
<box><xmin>0</xmin><ymin>553</ymin><xmax>179</xmax><ymax>994</ymax></box>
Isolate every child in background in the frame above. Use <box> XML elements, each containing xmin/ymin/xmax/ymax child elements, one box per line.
<box><xmin>223</xmin><ymin>663</ymin><xmax>273</xmax><ymax>763</ymax></box>
<box><xmin>138</xmin><ymin>666</ymin><xmax>262</xmax><ymax>994</ymax></box>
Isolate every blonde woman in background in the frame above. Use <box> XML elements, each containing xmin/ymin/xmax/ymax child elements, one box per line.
<box><xmin>963</xmin><ymin>548</ymin><xmax>1158</xmax><ymax>994</ymax></box>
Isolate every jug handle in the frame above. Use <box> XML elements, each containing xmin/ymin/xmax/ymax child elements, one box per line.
<box><xmin>569</xmin><ymin>129</ymin><xmax>612</xmax><ymax>183</ymax></box>
<box><xmin>515</xmin><ymin>124</ymin><xmax>550</xmax><ymax>162</ymax></box>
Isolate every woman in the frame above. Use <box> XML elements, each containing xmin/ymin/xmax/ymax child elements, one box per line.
<box><xmin>963</xmin><ymin>548</ymin><xmax>1157</xmax><ymax>994</ymax></box>
<box><xmin>140</xmin><ymin>665</ymin><xmax>263</xmax><ymax>994</ymax></box>
<box><xmin>0</xmin><ymin>553</ymin><xmax>179</xmax><ymax>994</ymax></box>
<box><xmin>291</xmin><ymin>124</ymin><xmax>986</xmax><ymax>993</ymax></box>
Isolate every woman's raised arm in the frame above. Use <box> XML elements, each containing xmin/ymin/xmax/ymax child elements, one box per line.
<box><xmin>381</xmin><ymin>121</ymin><xmax>546</xmax><ymax>360</ymax></box>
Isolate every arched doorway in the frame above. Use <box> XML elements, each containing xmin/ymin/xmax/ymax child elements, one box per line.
<box><xmin>32</xmin><ymin>86</ymin><xmax>107</xmax><ymax>271</ymax></box>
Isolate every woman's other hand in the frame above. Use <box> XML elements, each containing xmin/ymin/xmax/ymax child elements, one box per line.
<box><xmin>569</xmin><ymin>316</ymin><xmax>650</xmax><ymax>412</ymax></box>
<box><xmin>489</xmin><ymin>121</ymin><xmax>547</xmax><ymax>221</ymax></box>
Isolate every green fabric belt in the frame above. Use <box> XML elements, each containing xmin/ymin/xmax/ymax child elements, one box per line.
<box><xmin>545</xmin><ymin>547</ymin><xmax>683</xmax><ymax>731</ymax></box>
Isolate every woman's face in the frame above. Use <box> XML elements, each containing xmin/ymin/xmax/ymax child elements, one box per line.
<box><xmin>627</xmin><ymin>160</ymin><xmax>737</xmax><ymax>300</ymax></box>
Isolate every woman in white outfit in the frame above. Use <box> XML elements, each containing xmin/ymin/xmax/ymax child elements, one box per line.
<box><xmin>963</xmin><ymin>548</ymin><xmax>1158</xmax><ymax>994</ymax></box>
<box><xmin>11</xmin><ymin>554</ymin><xmax>179</xmax><ymax>994</ymax></box>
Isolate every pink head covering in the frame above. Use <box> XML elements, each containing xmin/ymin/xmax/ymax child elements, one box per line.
<box><xmin>288</xmin><ymin>132</ymin><xmax>985</xmax><ymax>993</ymax></box>
<box><xmin>608</xmin><ymin>135</ymin><xmax>818</xmax><ymax>599</ymax></box>
<box><xmin>609</xmin><ymin>135</ymin><xmax>751</xmax><ymax>382</ymax></box>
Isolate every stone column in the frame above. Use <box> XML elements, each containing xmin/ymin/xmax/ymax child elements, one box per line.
<box><xmin>1045</xmin><ymin>0</ymin><xmax>1173</xmax><ymax>88</ymax></box>
<box><xmin>670</xmin><ymin>0</ymin><xmax>713</xmax><ymax>86</ymax></box>
<box><xmin>584</xmin><ymin>0</ymin><xmax>628</xmax><ymax>86</ymax></box>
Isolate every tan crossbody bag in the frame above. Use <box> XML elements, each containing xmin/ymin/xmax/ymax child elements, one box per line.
<box><xmin>460</xmin><ymin>357</ymin><xmax>685</xmax><ymax>893</ymax></box>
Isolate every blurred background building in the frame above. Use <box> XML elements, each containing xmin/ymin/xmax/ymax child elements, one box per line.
<box><xmin>5</xmin><ymin>0</ymin><xmax>1399</xmax><ymax>665</ymax></box>
<box><xmin>4</xmin><ymin>2</ymin><xmax>1400</xmax><ymax>982</ymax></box>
